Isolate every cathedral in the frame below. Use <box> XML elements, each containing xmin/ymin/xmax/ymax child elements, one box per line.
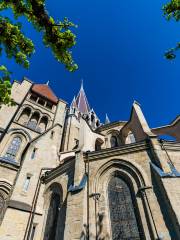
<box><xmin>0</xmin><ymin>77</ymin><xmax>180</xmax><ymax>240</ymax></box>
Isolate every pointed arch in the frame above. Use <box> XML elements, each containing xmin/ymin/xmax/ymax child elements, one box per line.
<box><xmin>106</xmin><ymin>130</ymin><xmax>121</xmax><ymax>148</ymax></box>
<box><xmin>39</xmin><ymin>116</ymin><xmax>48</xmax><ymax>132</ymax></box>
<box><xmin>18</xmin><ymin>107</ymin><xmax>31</xmax><ymax>124</ymax></box>
<box><xmin>93</xmin><ymin>159</ymin><xmax>155</xmax><ymax>239</ymax></box>
<box><xmin>43</xmin><ymin>183</ymin><xmax>66</xmax><ymax>240</ymax></box>
<box><xmin>0</xmin><ymin>180</ymin><xmax>12</xmax><ymax>224</ymax></box>
<box><xmin>95</xmin><ymin>138</ymin><xmax>104</xmax><ymax>151</ymax></box>
<box><xmin>108</xmin><ymin>173</ymin><xmax>142</xmax><ymax>239</ymax></box>
<box><xmin>2</xmin><ymin>132</ymin><xmax>28</xmax><ymax>163</ymax></box>
<box><xmin>28</xmin><ymin>111</ymin><xmax>40</xmax><ymax>130</ymax></box>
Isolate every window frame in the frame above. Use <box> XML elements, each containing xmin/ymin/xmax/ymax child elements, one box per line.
<box><xmin>107</xmin><ymin>173</ymin><xmax>144</xmax><ymax>240</ymax></box>
<box><xmin>4</xmin><ymin>136</ymin><xmax>22</xmax><ymax>161</ymax></box>
<box><xmin>23</xmin><ymin>175</ymin><xmax>31</xmax><ymax>192</ymax></box>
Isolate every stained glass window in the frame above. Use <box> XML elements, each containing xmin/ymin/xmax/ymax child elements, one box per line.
<box><xmin>4</xmin><ymin>137</ymin><xmax>22</xmax><ymax>161</ymax></box>
<box><xmin>108</xmin><ymin>176</ymin><xmax>142</xmax><ymax>240</ymax></box>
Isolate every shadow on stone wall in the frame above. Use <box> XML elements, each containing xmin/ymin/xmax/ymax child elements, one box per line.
<box><xmin>80</xmin><ymin>213</ymin><xmax>110</xmax><ymax>240</ymax></box>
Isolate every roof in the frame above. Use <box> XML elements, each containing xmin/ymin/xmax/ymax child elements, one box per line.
<box><xmin>75</xmin><ymin>82</ymin><xmax>91</xmax><ymax>114</ymax></box>
<box><xmin>32</xmin><ymin>84</ymin><xmax>58</xmax><ymax>104</ymax></box>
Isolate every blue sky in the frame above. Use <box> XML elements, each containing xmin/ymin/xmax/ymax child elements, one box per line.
<box><xmin>1</xmin><ymin>0</ymin><xmax>180</xmax><ymax>127</ymax></box>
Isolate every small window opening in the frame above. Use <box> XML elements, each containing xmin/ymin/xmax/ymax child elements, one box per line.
<box><xmin>23</xmin><ymin>176</ymin><xmax>31</xmax><ymax>192</ymax></box>
<box><xmin>85</xmin><ymin>115</ymin><xmax>89</xmax><ymax>121</ymax></box>
<box><xmin>50</xmin><ymin>131</ymin><xmax>54</xmax><ymax>139</ymax></box>
<box><xmin>46</xmin><ymin>101</ymin><xmax>53</xmax><ymax>110</ymax></box>
<box><xmin>73</xmin><ymin>139</ymin><xmax>79</xmax><ymax>149</ymax></box>
<box><xmin>30</xmin><ymin>94</ymin><xmax>38</xmax><ymax>102</ymax></box>
<box><xmin>96</xmin><ymin>120</ymin><xmax>100</xmax><ymax>127</ymax></box>
<box><xmin>38</xmin><ymin>98</ymin><xmax>45</xmax><ymax>106</ymax></box>
<box><xmin>31</xmin><ymin>148</ymin><xmax>37</xmax><ymax>159</ymax></box>
<box><xmin>30</xmin><ymin>225</ymin><xmax>36</xmax><ymax>240</ymax></box>
<box><xmin>91</xmin><ymin>113</ymin><xmax>95</xmax><ymax>122</ymax></box>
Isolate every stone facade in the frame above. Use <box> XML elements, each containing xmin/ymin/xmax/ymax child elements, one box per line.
<box><xmin>0</xmin><ymin>78</ymin><xmax>180</xmax><ymax>240</ymax></box>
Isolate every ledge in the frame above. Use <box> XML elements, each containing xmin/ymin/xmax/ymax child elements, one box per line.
<box><xmin>8</xmin><ymin>200</ymin><xmax>42</xmax><ymax>215</ymax></box>
<box><xmin>85</xmin><ymin>141</ymin><xmax>149</xmax><ymax>161</ymax></box>
<box><xmin>161</xmin><ymin>141</ymin><xmax>180</xmax><ymax>151</ymax></box>
<box><xmin>0</xmin><ymin>157</ymin><xmax>19</xmax><ymax>169</ymax></box>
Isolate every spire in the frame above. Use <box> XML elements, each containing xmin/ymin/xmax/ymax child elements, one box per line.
<box><xmin>70</xmin><ymin>96</ymin><xmax>77</xmax><ymax>109</ymax></box>
<box><xmin>46</xmin><ymin>80</ymin><xmax>49</xmax><ymax>85</ymax></box>
<box><xmin>75</xmin><ymin>81</ymin><xmax>91</xmax><ymax>114</ymax></box>
<box><xmin>105</xmin><ymin>114</ymin><xmax>110</xmax><ymax>124</ymax></box>
<box><xmin>80</xmin><ymin>79</ymin><xmax>84</xmax><ymax>90</ymax></box>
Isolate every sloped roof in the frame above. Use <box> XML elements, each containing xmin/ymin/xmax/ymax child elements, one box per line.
<box><xmin>32</xmin><ymin>84</ymin><xmax>58</xmax><ymax>104</ymax></box>
<box><xmin>75</xmin><ymin>83</ymin><xmax>91</xmax><ymax>114</ymax></box>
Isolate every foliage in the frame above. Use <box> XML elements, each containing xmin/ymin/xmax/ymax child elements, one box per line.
<box><xmin>163</xmin><ymin>0</ymin><xmax>180</xmax><ymax>59</ymax></box>
<box><xmin>0</xmin><ymin>0</ymin><xmax>77</xmax><ymax>106</ymax></box>
<box><xmin>0</xmin><ymin>65</ymin><xmax>14</xmax><ymax>106</ymax></box>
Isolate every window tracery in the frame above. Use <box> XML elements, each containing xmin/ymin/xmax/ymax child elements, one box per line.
<box><xmin>4</xmin><ymin>136</ymin><xmax>22</xmax><ymax>161</ymax></box>
<box><xmin>108</xmin><ymin>176</ymin><xmax>142</xmax><ymax>240</ymax></box>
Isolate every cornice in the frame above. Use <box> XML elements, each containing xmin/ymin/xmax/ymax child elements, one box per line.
<box><xmin>44</xmin><ymin>158</ymin><xmax>75</xmax><ymax>183</ymax></box>
<box><xmin>96</xmin><ymin>121</ymin><xmax>127</xmax><ymax>132</ymax></box>
<box><xmin>162</xmin><ymin>141</ymin><xmax>180</xmax><ymax>152</ymax></box>
<box><xmin>85</xmin><ymin>141</ymin><xmax>149</xmax><ymax>161</ymax></box>
<box><xmin>0</xmin><ymin>160</ymin><xmax>19</xmax><ymax>171</ymax></box>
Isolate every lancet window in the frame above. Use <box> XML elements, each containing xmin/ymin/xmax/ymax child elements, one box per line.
<box><xmin>44</xmin><ymin>192</ymin><xmax>61</xmax><ymax>240</ymax></box>
<box><xmin>108</xmin><ymin>175</ymin><xmax>142</xmax><ymax>240</ymax></box>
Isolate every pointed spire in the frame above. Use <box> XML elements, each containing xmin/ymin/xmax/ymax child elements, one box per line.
<box><xmin>105</xmin><ymin>114</ymin><xmax>110</xmax><ymax>124</ymax></box>
<box><xmin>46</xmin><ymin>80</ymin><xmax>49</xmax><ymax>85</ymax></box>
<box><xmin>70</xmin><ymin>96</ymin><xmax>77</xmax><ymax>108</ymax></box>
<box><xmin>75</xmin><ymin>80</ymin><xmax>91</xmax><ymax>114</ymax></box>
<box><xmin>80</xmin><ymin>79</ymin><xmax>84</xmax><ymax>90</ymax></box>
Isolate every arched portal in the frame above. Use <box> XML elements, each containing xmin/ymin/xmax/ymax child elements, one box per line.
<box><xmin>108</xmin><ymin>174</ymin><xmax>142</xmax><ymax>239</ymax></box>
<box><xmin>93</xmin><ymin>160</ymin><xmax>153</xmax><ymax>239</ymax></box>
<box><xmin>44</xmin><ymin>192</ymin><xmax>60</xmax><ymax>240</ymax></box>
<box><xmin>43</xmin><ymin>183</ymin><xmax>66</xmax><ymax>240</ymax></box>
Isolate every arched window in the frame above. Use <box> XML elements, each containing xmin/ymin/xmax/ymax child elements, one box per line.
<box><xmin>95</xmin><ymin>138</ymin><xmax>103</xmax><ymax>151</ymax></box>
<box><xmin>4</xmin><ymin>136</ymin><xmax>22</xmax><ymax>161</ymax></box>
<box><xmin>38</xmin><ymin>116</ymin><xmax>48</xmax><ymax>132</ymax></box>
<box><xmin>19</xmin><ymin>107</ymin><xmax>31</xmax><ymax>124</ymax></box>
<box><xmin>91</xmin><ymin>112</ymin><xmax>95</xmax><ymax>122</ymax></box>
<box><xmin>110</xmin><ymin>136</ymin><xmax>118</xmax><ymax>148</ymax></box>
<box><xmin>28</xmin><ymin>112</ymin><xmax>40</xmax><ymax>130</ymax></box>
<box><xmin>44</xmin><ymin>184</ymin><xmax>66</xmax><ymax>240</ymax></box>
<box><xmin>96</xmin><ymin>120</ymin><xmax>100</xmax><ymax>127</ymax></box>
<box><xmin>108</xmin><ymin>175</ymin><xmax>142</xmax><ymax>239</ymax></box>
